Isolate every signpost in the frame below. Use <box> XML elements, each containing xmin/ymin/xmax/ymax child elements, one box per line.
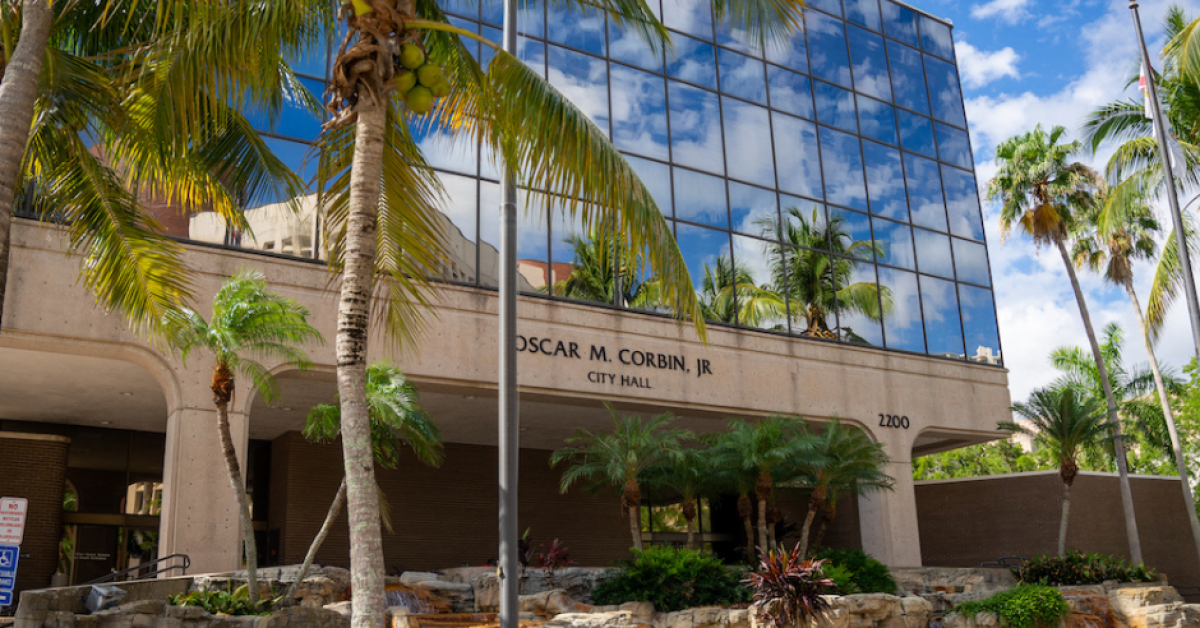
<box><xmin>0</xmin><ymin>497</ymin><xmax>27</xmax><ymax>608</ymax></box>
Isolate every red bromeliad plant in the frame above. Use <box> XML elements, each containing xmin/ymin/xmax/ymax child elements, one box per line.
<box><xmin>744</xmin><ymin>545</ymin><xmax>836</xmax><ymax>628</ymax></box>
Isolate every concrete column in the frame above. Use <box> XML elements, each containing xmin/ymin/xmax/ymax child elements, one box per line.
<box><xmin>158</xmin><ymin>403</ymin><xmax>250</xmax><ymax>574</ymax></box>
<box><xmin>859</xmin><ymin>456</ymin><xmax>922</xmax><ymax>567</ymax></box>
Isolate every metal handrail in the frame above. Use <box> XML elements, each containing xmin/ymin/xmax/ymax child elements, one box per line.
<box><xmin>84</xmin><ymin>554</ymin><xmax>190</xmax><ymax>585</ymax></box>
<box><xmin>980</xmin><ymin>556</ymin><xmax>1026</xmax><ymax>568</ymax></box>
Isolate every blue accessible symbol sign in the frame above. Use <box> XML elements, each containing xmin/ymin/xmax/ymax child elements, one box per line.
<box><xmin>0</xmin><ymin>544</ymin><xmax>18</xmax><ymax>608</ymax></box>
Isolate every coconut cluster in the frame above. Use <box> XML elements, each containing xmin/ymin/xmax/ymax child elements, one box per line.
<box><xmin>397</xmin><ymin>42</ymin><xmax>449</xmax><ymax>114</ymax></box>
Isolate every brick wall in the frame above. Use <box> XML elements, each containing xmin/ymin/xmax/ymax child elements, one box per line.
<box><xmin>916</xmin><ymin>472</ymin><xmax>1200</xmax><ymax>586</ymax></box>
<box><xmin>0</xmin><ymin>433</ymin><xmax>69</xmax><ymax>599</ymax></box>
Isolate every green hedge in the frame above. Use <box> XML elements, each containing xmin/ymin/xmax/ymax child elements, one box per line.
<box><xmin>591</xmin><ymin>546</ymin><xmax>750</xmax><ymax>612</ymax></box>
<box><xmin>953</xmin><ymin>585</ymin><xmax>1069</xmax><ymax>628</ymax></box>
<box><xmin>1014</xmin><ymin>550</ymin><xmax>1157</xmax><ymax>586</ymax></box>
<box><xmin>812</xmin><ymin>548</ymin><xmax>896</xmax><ymax>594</ymax></box>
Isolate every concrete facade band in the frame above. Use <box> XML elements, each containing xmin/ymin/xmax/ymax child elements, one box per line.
<box><xmin>0</xmin><ymin>219</ymin><xmax>1011</xmax><ymax>579</ymax></box>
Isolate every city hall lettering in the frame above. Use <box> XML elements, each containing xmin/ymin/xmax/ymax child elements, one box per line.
<box><xmin>515</xmin><ymin>334</ymin><xmax>714</xmax><ymax>388</ymax></box>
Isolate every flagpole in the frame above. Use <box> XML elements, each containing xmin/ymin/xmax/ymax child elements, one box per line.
<box><xmin>1129</xmin><ymin>0</ymin><xmax>1200</xmax><ymax>569</ymax></box>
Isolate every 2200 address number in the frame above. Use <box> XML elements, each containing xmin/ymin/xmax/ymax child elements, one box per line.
<box><xmin>878</xmin><ymin>414</ymin><xmax>910</xmax><ymax>429</ymax></box>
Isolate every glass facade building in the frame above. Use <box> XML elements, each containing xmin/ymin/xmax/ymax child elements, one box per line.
<box><xmin>239</xmin><ymin>0</ymin><xmax>1002</xmax><ymax>365</ymax></box>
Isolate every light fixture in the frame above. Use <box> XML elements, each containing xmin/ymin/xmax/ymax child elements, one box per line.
<box><xmin>518</xmin><ymin>427</ymin><xmax>528</xmax><ymax>432</ymax></box>
<box><xmin>99</xmin><ymin>420</ymin><xmax>111</xmax><ymax>426</ymax></box>
<box><xmin>281</xmin><ymin>407</ymin><xmax>293</xmax><ymax>412</ymax></box>
<box><xmin>119</xmin><ymin>392</ymin><xmax>134</xmax><ymax>397</ymax></box>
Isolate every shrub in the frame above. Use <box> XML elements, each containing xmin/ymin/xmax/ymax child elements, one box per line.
<box><xmin>812</xmin><ymin>548</ymin><xmax>896</xmax><ymax>594</ymax></box>
<box><xmin>591</xmin><ymin>546</ymin><xmax>750</xmax><ymax>612</ymax></box>
<box><xmin>744</xmin><ymin>546</ymin><xmax>836</xmax><ymax>628</ymax></box>
<box><xmin>1014</xmin><ymin>550</ymin><xmax>1157</xmax><ymax>586</ymax></box>
<box><xmin>169</xmin><ymin>585</ymin><xmax>271</xmax><ymax>616</ymax></box>
<box><xmin>820</xmin><ymin>563</ymin><xmax>860</xmax><ymax>595</ymax></box>
<box><xmin>952</xmin><ymin>585</ymin><xmax>1070</xmax><ymax>628</ymax></box>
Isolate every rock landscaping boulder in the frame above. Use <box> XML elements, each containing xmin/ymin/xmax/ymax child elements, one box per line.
<box><xmin>544</xmin><ymin>611</ymin><xmax>652</xmax><ymax>628</ymax></box>
<box><xmin>408</xmin><ymin>581</ymin><xmax>474</xmax><ymax>614</ymax></box>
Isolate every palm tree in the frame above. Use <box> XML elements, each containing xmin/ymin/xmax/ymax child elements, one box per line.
<box><xmin>163</xmin><ymin>270</ymin><xmax>322</xmax><ymax>602</ymax></box>
<box><xmin>283</xmin><ymin>361</ymin><xmax>443</xmax><ymax>604</ymax></box>
<box><xmin>711</xmin><ymin>416</ymin><xmax>817</xmax><ymax>553</ymax></box>
<box><xmin>759</xmin><ymin>207</ymin><xmax>889</xmax><ymax>340</ymax></box>
<box><xmin>644</xmin><ymin>446</ymin><xmax>712</xmax><ymax>550</ymax></box>
<box><xmin>1002</xmin><ymin>387</ymin><xmax>1110</xmax><ymax>557</ymax></box>
<box><xmin>1073</xmin><ymin>189</ymin><xmax>1200</xmax><ymax>563</ymax></box>
<box><xmin>551</xmin><ymin>226</ymin><xmax>662</xmax><ymax>308</ymax></box>
<box><xmin>550</xmin><ymin>408</ymin><xmax>691</xmax><ymax>550</ymax></box>
<box><xmin>792</xmin><ymin>418</ymin><xmax>892</xmax><ymax>558</ymax></box>
<box><xmin>0</xmin><ymin>0</ymin><xmax>321</xmax><ymax>332</ymax></box>
<box><xmin>987</xmin><ymin>123</ymin><xmax>1144</xmax><ymax>562</ymax></box>
<box><xmin>698</xmin><ymin>255</ymin><xmax>786</xmax><ymax>327</ymax></box>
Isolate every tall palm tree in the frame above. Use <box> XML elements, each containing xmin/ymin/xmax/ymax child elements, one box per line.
<box><xmin>759</xmin><ymin>207</ymin><xmax>889</xmax><ymax>340</ymax></box>
<box><xmin>644</xmin><ymin>446</ymin><xmax>712</xmax><ymax>550</ymax></box>
<box><xmin>163</xmin><ymin>270</ymin><xmax>322</xmax><ymax>602</ymax></box>
<box><xmin>551</xmin><ymin>225</ymin><xmax>662</xmax><ymax>308</ymax></box>
<box><xmin>318</xmin><ymin>0</ymin><xmax>805</xmax><ymax>623</ymax></box>
<box><xmin>283</xmin><ymin>361</ymin><xmax>443</xmax><ymax>604</ymax></box>
<box><xmin>698</xmin><ymin>255</ymin><xmax>786</xmax><ymax>327</ymax></box>
<box><xmin>987</xmin><ymin>124</ymin><xmax>1144</xmax><ymax>562</ymax></box>
<box><xmin>550</xmin><ymin>408</ymin><xmax>691</xmax><ymax>550</ymax></box>
<box><xmin>1073</xmin><ymin>189</ymin><xmax>1200</xmax><ymax>562</ymax></box>
<box><xmin>791</xmin><ymin>418</ymin><xmax>892</xmax><ymax>558</ymax></box>
<box><xmin>711</xmin><ymin>416</ymin><xmax>817</xmax><ymax>553</ymax></box>
<box><xmin>1002</xmin><ymin>387</ymin><xmax>1110</xmax><ymax>557</ymax></box>
<box><xmin>0</xmin><ymin>0</ymin><xmax>322</xmax><ymax>332</ymax></box>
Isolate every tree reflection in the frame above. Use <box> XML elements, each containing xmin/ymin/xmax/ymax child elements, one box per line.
<box><xmin>697</xmin><ymin>255</ymin><xmax>785</xmax><ymax>327</ymax></box>
<box><xmin>762</xmin><ymin>206</ymin><xmax>892</xmax><ymax>342</ymax></box>
<box><xmin>551</xmin><ymin>224</ymin><xmax>662</xmax><ymax>308</ymax></box>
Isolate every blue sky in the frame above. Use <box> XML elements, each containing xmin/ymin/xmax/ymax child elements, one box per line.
<box><xmin>931</xmin><ymin>0</ymin><xmax>1200</xmax><ymax>400</ymax></box>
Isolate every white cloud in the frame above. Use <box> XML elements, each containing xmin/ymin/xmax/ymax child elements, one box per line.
<box><xmin>955</xmin><ymin>40</ymin><xmax>1021</xmax><ymax>89</ymax></box>
<box><xmin>971</xmin><ymin>0</ymin><xmax>1032</xmax><ymax>24</ymax></box>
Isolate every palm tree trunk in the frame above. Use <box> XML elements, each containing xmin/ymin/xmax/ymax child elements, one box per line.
<box><xmin>685</xmin><ymin>515</ymin><xmax>695</xmax><ymax>550</ymax></box>
<box><xmin>0</xmin><ymin>0</ymin><xmax>53</xmax><ymax>328</ymax></box>
<box><xmin>757</xmin><ymin>498</ymin><xmax>768</xmax><ymax>554</ymax></box>
<box><xmin>1056</xmin><ymin>237</ymin><xmax>1142</xmax><ymax>563</ymax></box>
<box><xmin>738</xmin><ymin>494</ymin><xmax>754</xmax><ymax>562</ymax></box>
<box><xmin>811</xmin><ymin>515</ymin><xmax>831</xmax><ymax>553</ymax></box>
<box><xmin>1126</xmin><ymin>280</ymin><xmax>1200</xmax><ymax>566</ymax></box>
<box><xmin>214</xmin><ymin>398</ymin><xmax>259</xmax><ymax>602</ymax></box>
<box><xmin>628</xmin><ymin>505</ymin><xmax>643</xmax><ymax>551</ymax></box>
<box><xmin>336</xmin><ymin>96</ymin><xmax>388</xmax><ymax>628</ymax></box>
<box><xmin>283</xmin><ymin>477</ymin><xmax>347</xmax><ymax>605</ymax></box>
<box><xmin>797</xmin><ymin>503</ymin><xmax>819</xmax><ymax>559</ymax></box>
<box><xmin>1058</xmin><ymin>480</ymin><xmax>1071</xmax><ymax>557</ymax></box>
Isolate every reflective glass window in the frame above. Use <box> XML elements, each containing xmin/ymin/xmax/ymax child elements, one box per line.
<box><xmin>246</xmin><ymin>77</ymin><xmax>324</xmax><ymax>142</ymax></box>
<box><xmin>519</xmin><ymin>39</ymin><xmax>547</xmax><ymax>77</ymax></box>
<box><xmin>254</xmin><ymin>138</ymin><xmax>317</xmax><ymax>207</ymax></box>
<box><xmin>548</xmin><ymin>203</ymin><xmax>612</xmax><ymax>305</ymax></box>
<box><xmin>829</xmin><ymin>207</ymin><xmax>874</xmax><ymax>261</ymax></box>
<box><xmin>815</xmin><ymin>81</ymin><xmax>858</xmax><ymax>133</ymax></box>
<box><xmin>776</xmin><ymin>245</ymin><xmax>818</xmax><ymax>335</ymax></box>
<box><xmin>520</xmin><ymin>2</ymin><xmax>546</xmax><ymax>38</ymax></box>
<box><xmin>723</xmin><ymin>98</ymin><xmax>776</xmax><ymax>188</ymax></box>
<box><xmin>870</xmin><ymin>216</ymin><xmax>915</xmax><ymax>270</ymax></box>
<box><xmin>857</xmin><ymin>96</ymin><xmax>897</xmax><ymax>145</ymax></box>
<box><xmin>772</xmin><ymin>113</ymin><xmax>823</xmax><ymax>198</ymax></box>
<box><xmin>936</xmin><ymin>122</ymin><xmax>972</xmax><ymax>169</ymax></box>
<box><xmin>668</xmin><ymin>34</ymin><xmax>719</xmax><ymax>90</ymax></box>
<box><xmin>920</xmin><ymin>276</ymin><xmax>964</xmax><ymax>358</ymax></box>
<box><xmin>925</xmin><ymin>55</ymin><xmax>967</xmax><ymax>127</ymax></box>
<box><xmin>807</xmin><ymin>0</ymin><xmax>842</xmax><ymax>16</ymax></box>
<box><xmin>625</xmin><ymin>155</ymin><xmax>674</xmax><ymax>215</ymax></box>
<box><xmin>443</xmin><ymin>0</ymin><xmax>475</xmax><ymax>18</ymax></box>
<box><xmin>677</xmin><ymin>223</ymin><xmax>733</xmax><ymax>317</ymax></box>
<box><xmin>819</xmin><ymin>127</ymin><xmax>867</xmax><ymax>211</ymax></box>
<box><xmin>674</xmin><ymin>167</ymin><xmax>729</xmax><ymax>228</ymax></box>
<box><xmin>719</xmin><ymin>47</ymin><xmax>767</xmax><ymax>104</ymax></box>
<box><xmin>912</xmin><ymin>228</ymin><xmax>953</xmax><ymax>278</ymax></box>
<box><xmin>848</xmin><ymin>26</ymin><xmax>891</xmax><ymax>102</ymax></box>
<box><xmin>807</xmin><ymin>11</ymin><xmax>852</xmax><ymax>87</ymax></box>
<box><xmin>837</xmin><ymin>263</ymin><xmax>883</xmax><ymax>345</ymax></box>
<box><xmin>903</xmin><ymin>153</ymin><xmax>946</xmax><ymax>231</ymax></box>
<box><xmin>481</xmin><ymin>0</ymin><xmax>501</xmax><ymax>25</ymax></box>
<box><xmin>768</xmin><ymin>65</ymin><xmax>815</xmax><ymax>118</ymax></box>
<box><xmin>550</xmin><ymin>201</ymin><xmax>587</xmax><ymax>287</ymax></box>
<box><xmin>412</xmin><ymin>117</ymin><xmax>478</xmax><ymax>177</ymax></box>
<box><xmin>480</xmin><ymin>183</ymin><xmax>548</xmax><ymax>291</ymax></box>
<box><xmin>287</xmin><ymin>38</ymin><xmax>329</xmax><ymax>79</ymax></box>
<box><xmin>953</xmin><ymin>237</ymin><xmax>991</xmax><ymax>286</ymax></box>
<box><xmin>845</xmin><ymin>0</ymin><xmax>881</xmax><ymax>31</ymax></box>
<box><xmin>897</xmin><ymin>110</ymin><xmax>935</xmax><ymax>157</ymax></box>
<box><xmin>782</xmin><ymin>200</ymin><xmax>828</xmax><ymax>251</ymax></box>
<box><xmin>448</xmin><ymin>16</ymin><xmax>480</xmax><ymax>63</ymax></box>
<box><xmin>764</xmin><ymin>26</ymin><xmax>809</xmax><ymax>73</ymax></box>
<box><xmin>879</xmin><ymin>267</ymin><xmax>924</xmax><ymax>352</ymax></box>
<box><xmin>888</xmin><ymin>41</ymin><xmax>929</xmax><ymax>115</ymax></box>
<box><xmin>960</xmin><ymin>285</ymin><xmax>1002</xmax><ymax>364</ymax></box>
<box><xmin>730</xmin><ymin>182</ymin><xmax>779</xmax><ymax>237</ymax></box>
<box><xmin>919</xmin><ymin>15</ymin><xmax>954</xmax><ymax>60</ymax></box>
<box><xmin>881</xmin><ymin>0</ymin><xmax>918</xmax><ymax>47</ymax></box>
<box><xmin>611</xmin><ymin>65</ymin><xmax>670</xmax><ymax>160</ymax></box>
<box><xmin>609</xmin><ymin>21</ymin><xmax>664</xmax><ymax>72</ymax></box>
<box><xmin>716</xmin><ymin>21</ymin><xmax>756</xmax><ymax>54</ymax></box>
<box><xmin>732</xmin><ymin>235</ymin><xmax>787</xmax><ymax>330</ymax></box>
<box><xmin>663</xmin><ymin>0</ymin><xmax>714</xmax><ymax>40</ymax></box>
<box><xmin>942</xmin><ymin>166</ymin><xmax>985</xmax><ymax>240</ymax></box>
<box><xmin>548</xmin><ymin>45</ymin><xmax>610</xmax><ymax>136</ymax></box>
<box><xmin>863</xmin><ymin>141</ymin><xmax>907</xmax><ymax>220</ymax></box>
<box><xmin>669</xmin><ymin>81</ymin><xmax>725</xmax><ymax>173</ymax></box>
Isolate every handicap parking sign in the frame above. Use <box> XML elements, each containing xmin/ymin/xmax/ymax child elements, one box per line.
<box><xmin>0</xmin><ymin>545</ymin><xmax>17</xmax><ymax>608</ymax></box>
<box><xmin>0</xmin><ymin>591</ymin><xmax>10</xmax><ymax>607</ymax></box>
